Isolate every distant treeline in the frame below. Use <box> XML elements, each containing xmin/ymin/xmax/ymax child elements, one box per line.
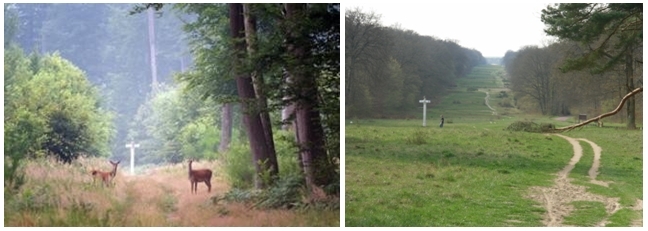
<box><xmin>345</xmin><ymin>8</ymin><xmax>486</xmax><ymax>118</ymax></box>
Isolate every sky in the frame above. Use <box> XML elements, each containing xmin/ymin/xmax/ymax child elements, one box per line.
<box><xmin>345</xmin><ymin>2</ymin><xmax>557</xmax><ymax>57</ymax></box>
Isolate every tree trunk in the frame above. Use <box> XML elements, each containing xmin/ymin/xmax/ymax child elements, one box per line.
<box><xmin>229</xmin><ymin>3</ymin><xmax>277</xmax><ymax>189</ymax></box>
<box><xmin>625</xmin><ymin>48</ymin><xmax>636</xmax><ymax>129</ymax></box>
<box><xmin>243</xmin><ymin>4</ymin><xmax>278</xmax><ymax>167</ymax></box>
<box><xmin>147</xmin><ymin>7</ymin><xmax>158</xmax><ymax>92</ymax></box>
<box><xmin>281</xmin><ymin>75</ymin><xmax>296</xmax><ymax>131</ymax></box>
<box><xmin>284</xmin><ymin>3</ymin><xmax>334</xmax><ymax>189</ymax></box>
<box><xmin>218</xmin><ymin>103</ymin><xmax>232</xmax><ymax>153</ymax></box>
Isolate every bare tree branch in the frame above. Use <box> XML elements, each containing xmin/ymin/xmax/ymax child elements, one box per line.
<box><xmin>552</xmin><ymin>87</ymin><xmax>642</xmax><ymax>132</ymax></box>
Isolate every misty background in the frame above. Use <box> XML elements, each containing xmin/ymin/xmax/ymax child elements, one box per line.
<box><xmin>5</xmin><ymin>3</ymin><xmax>195</xmax><ymax>164</ymax></box>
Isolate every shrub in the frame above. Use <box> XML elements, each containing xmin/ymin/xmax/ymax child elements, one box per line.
<box><xmin>467</xmin><ymin>87</ymin><xmax>478</xmax><ymax>92</ymax></box>
<box><xmin>222</xmin><ymin>143</ymin><xmax>255</xmax><ymax>189</ymax></box>
<box><xmin>506</xmin><ymin>121</ymin><xmax>556</xmax><ymax>133</ymax></box>
<box><xmin>498</xmin><ymin>99</ymin><xmax>514</xmax><ymax>108</ymax></box>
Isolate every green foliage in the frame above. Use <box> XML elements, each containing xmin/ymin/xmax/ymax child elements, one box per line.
<box><xmin>222</xmin><ymin>143</ymin><xmax>255</xmax><ymax>189</ymax></box>
<box><xmin>4</xmin><ymin>47</ymin><xmax>114</xmax><ymax>164</ymax></box>
<box><xmin>178</xmin><ymin>116</ymin><xmax>221</xmax><ymax>161</ymax></box>
<box><xmin>129</xmin><ymin>83</ymin><xmax>222</xmax><ymax>164</ymax></box>
<box><xmin>346</xmin><ymin>9</ymin><xmax>485</xmax><ymax>119</ymax></box>
<box><xmin>222</xmin><ymin>130</ymin><xmax>302</xmax><ymax>189</ymax></box>
<box><xmin>215</xmin><ymin>174</ymin><xmax>338</xmax><ymax>210</ymax></box>
<box><xmin>541</xmin><ymin>3</ymin><xmax>642</xmax><ymax>72</ymax></box>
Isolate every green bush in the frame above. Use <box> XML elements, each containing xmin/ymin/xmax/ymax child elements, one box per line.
<box><xmin>222</xmin><ymin>143</ymin><xmax>255</xmax><ymax>189</ymax></box>
<box><xmin>505</xmin><ymin>121</ymin><xmax>555</xmax><ymax>133</ymax></box>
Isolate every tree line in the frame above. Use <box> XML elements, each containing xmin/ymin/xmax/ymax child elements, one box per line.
<box><xmin>502</xmin><ymin>3</ymin><xmax>642</xmax><ymax>129</ymax></box>
<box><xmin>345</xmin><ymin>8</ymin><xmax>486</xmax><ymax>118</ymax></box>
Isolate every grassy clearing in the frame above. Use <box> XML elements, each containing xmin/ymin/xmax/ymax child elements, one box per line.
<box><xmin>4</xmin><ymin>157</ymin><xmax>339</xmax><ymax>226</ymax></box>
<box><xmin>346</xmin><ymin>120</ymin><xmax>571</xmax><ymax>226</ymax></box>
<box><xmin>345</xmin><ymin>65</ymin><xmax>642</xmax><ymax>227</ymax></box>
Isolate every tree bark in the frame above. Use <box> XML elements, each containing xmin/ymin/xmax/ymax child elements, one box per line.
<box><xmin>553</xmin><ymin>87</ymin><xmax>642</xmax><ymax>132</ymax></box>
<box><xmin>218</xmin><ymin>103</ymin><xmax>232</xmax><ymax>153</ymax></box>
<box><xmin>284</xmin><ymin>3</ymin><xmax>334</xmax><ymax>189</ymax></box>
<box><xmin>229</xmin><ymin>3</ymin><xmax>277</xmax><ymax>189</ymax></box>
<box><xmin>243</xmin><ymin>4</ymin><xmax>278</xmax><ymax>169</ymax></box>
<box><xmin>625</xmin><ymin>47</ymin><xmax>636</xmax><ymax>129</ymax></box>
<box><xmin>147</xmin><ymin>7</ymin><xmax>158</xmax><ymax>92</ymax></box>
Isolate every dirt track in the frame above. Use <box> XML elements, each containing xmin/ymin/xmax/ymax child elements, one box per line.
<box><xmin>479</xmin><ymin>90</ymin><xmax>496</xmax><ymax>115</ymax></box>
<box><xmin>527</xmin><ymin>134</ymin><xmax>642</xmax><ymax>227</ymax></box>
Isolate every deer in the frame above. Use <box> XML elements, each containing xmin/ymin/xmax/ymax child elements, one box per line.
<box><xmin>188</xmin><ymin>159</ymin><xmax>212</xmax><ymax>194</ymax></box>
<box><xmin>91</xmin><ymin>160</ymin><xmax>121</xmax><ymax>187</ymax></box>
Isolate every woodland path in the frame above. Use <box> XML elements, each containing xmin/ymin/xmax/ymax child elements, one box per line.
<box><xmin>527</xmin><ymin>134</ymin><xmax>642</xmax><ymax>227</ymax></box>
<box><xmin>117</xmin><ymin>164</ymin><xmax>310</xmax><ymax>226</ymax></box>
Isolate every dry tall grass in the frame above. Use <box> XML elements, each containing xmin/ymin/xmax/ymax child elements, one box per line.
<box><xmin>4</xmin><ymin>158</ymin><xmax>339</xmax><ymax>226</ymax></box>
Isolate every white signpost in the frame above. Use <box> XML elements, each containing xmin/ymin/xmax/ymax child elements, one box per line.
<box><xmin>419</xmin><ymin>96</ymin><xmax>431</xmax><ymax>126</ymax></box>
<box><xmin>125</xmin><ymin>141</ymin><xmax>140</xmax><ymax>175</ymax></box>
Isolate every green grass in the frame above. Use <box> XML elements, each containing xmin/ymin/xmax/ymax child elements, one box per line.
<box><xmin>345</xmin><ymin>65</ymin><xmax>642</xmax><ymax>227</ymax></box>
<box><xmin>346</xmin><ymin>121</ymin><xmax>571</xmax><ymax>226</ymax></box>
<box><xmin>563</xmin><ymin>201</ymin><xmax>608</xmax><ymax>226</ymax></box>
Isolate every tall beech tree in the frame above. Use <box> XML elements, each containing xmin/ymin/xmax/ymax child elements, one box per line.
<box><xmin>229</xmin><ymin>3</ymin><xmax>279</xmax><ymax>189</ymax></box>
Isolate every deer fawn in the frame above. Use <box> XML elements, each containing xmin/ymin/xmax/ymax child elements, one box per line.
<box><xmin>188</xmin><ymin>159</ymin><xmax>212</xmax><ymax>194</ymax></box>
<box><xmin>91</xmin><ymin>160</ymin><xmax>120</xmax><ymax>187</ymax></box>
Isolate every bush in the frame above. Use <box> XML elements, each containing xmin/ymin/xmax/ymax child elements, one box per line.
<box><xmin>467</xmin><ymin>87</ymin><xmax>478</xmax><ymax>92</ymax></box>
<box><xmin>506</xmin><ymin>121</ymin><xmax>555</xmax><ymax>133</ymax></box>
<box><xmin>498</xmin><ymin>98</ymin><xmax>514</xmax><ymax>108</ymax></box>
<box><xmin>497</xmin><ymin>91</ymin><xmax>508</xmax><ymax>98</ymax></box>
<box><xmin>222</xmin><ymin>144</ymin><xmax>255</xmax><ymax>189</ymax></box>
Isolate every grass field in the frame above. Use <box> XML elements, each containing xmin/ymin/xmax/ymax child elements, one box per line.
<box><xmin>4</xmin><ymin>157</ymin><xmax>339</xmax><ymax>226</ymax></box>
<box><xmin>345</xmin><ymin>65</ymin><xmax>643</xmax><ymax>227</ymax></box>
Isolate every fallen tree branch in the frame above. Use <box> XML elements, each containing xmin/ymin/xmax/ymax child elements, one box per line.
<box><xmin>552</xmin><ymin>87</ymin><xmax>642</xmax><ymax>132</ymax></box>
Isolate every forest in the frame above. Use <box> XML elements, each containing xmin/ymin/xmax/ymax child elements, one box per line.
<box><xmin>347</xmin><ymin>4</ymin><xmax>642</xmax><ymax>130</ymax></box>
<box><xmin>5</xmin><ymin>3</ymin><xmax>339</xmax><ymax>225</ymax></box>
<box><xmin>346</xmin><ymin>8</ymin><xmax>487</xmax><ymax>119</ymax></box>
<box><xmin>503</xmin><ymin>3</ymin><xmax>642</xmax><ymax>129</ymax></box>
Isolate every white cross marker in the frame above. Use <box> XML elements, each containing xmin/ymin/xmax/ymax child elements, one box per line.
<box><xmin>419</xmin><ymin>96</ymin><xmax>431</xmax><ymax>126</ymax></box>
<box><xmin>125</xmin><ymin>141</ymin><xmax>140</xmax><ymax>175</ymax></box>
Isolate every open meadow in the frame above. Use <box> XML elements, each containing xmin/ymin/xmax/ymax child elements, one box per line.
<box><xmin>345</xmin><ymin>65</ymin><xmax>643</xmax><ymax>227</ymax></box>
<box><xmin>3</xmin><ymin>158</ymin><xmax>339</xmax><ymax>226</ymax></box>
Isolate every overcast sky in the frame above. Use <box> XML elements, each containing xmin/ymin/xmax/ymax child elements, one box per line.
<box><xmin>345</xmin><ymin>2</ymin><xmax>557</xmax><ymax>57</ymax></box>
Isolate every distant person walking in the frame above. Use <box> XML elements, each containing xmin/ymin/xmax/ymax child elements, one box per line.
<box><xmin>439</xmin><ymin>115</ymin><xmax>444</xmax><ymax>128</ymax></box>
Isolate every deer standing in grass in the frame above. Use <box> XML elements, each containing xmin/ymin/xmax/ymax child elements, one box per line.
<box><xmin>91</xmin><ymin>160</ymin><xmax>120</xmax><ymax>187</ymax></box>
<box><xmin>188</xmin><ymin>159</ymin><xmax>212</xmax><ymax>194</ymax></box>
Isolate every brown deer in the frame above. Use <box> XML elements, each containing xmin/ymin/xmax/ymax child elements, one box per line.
<box><xmin>91</xmin><ymin>160</ymin><xmax>120</xmax><ymax>187</ymax></box>
<box><xmin>188</xmin><ymin>159</ymin><xmax>212</xmax><ymax>194</ymax></box>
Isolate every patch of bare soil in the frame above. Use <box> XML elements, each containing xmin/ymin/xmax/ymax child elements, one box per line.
<box><xmin>630</xmin><ymin>199</ymin><xmax>643</xmax><ymax>227</ymax></box>
<box><xmin>527</xmin><ymin>134</ymin><xmax>621</xmax><ymax>227</ymax></box>
<box><xmin>479</xmin><ymin>90</ymin><xmax>497</xmax><ymax>115</ymax></box>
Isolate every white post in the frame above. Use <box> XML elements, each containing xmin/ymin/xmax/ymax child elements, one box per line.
<box><xmin>419</xmin><ymin>96</ymin><xmax>430</xmax><ymax>126</ymax></box>
<box><xmin>125</xmin><ymin>141</ymin><xmax>140</xmax><ymax>175</ymax></box>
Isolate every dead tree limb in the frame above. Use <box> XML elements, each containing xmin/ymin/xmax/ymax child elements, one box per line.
<box><xmin>553</xmin><ymin>87</ymin><xmax>642</xmax><ymax>132</ymax></box>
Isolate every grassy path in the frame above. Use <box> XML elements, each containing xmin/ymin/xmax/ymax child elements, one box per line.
<box><xmin>4</xmin><ymin>159</ymin><xmax>339</xmax><ymax>226</ymax></box>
